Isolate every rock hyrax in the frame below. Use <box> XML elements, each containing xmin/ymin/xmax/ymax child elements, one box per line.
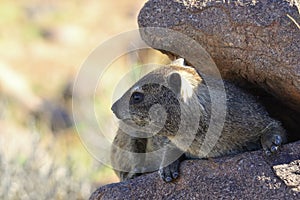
<box><xmin>111</xmin><ymin>59</ymin><xmax>287</xmax><ymax>182</ymax></box>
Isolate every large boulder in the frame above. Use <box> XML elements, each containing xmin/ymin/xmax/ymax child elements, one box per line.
<box><xmin>138</xmin><ymin>0</ymin><xmax>300</xmax><ymax>112</ymax></box>
<box><xmin>90</xmin><ymin>141</ymin><xmax>300</xmax><ymax>200</ymax></box>
<box><xmin>137</xmin><ymin>0</ymin><xmax>300</xmax><ymax>141</ymax></box>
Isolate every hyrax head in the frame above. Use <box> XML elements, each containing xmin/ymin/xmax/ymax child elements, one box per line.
<box><xmin>111</xmin><ymin>65</ymin><xmax>201</xmax><ymax>135</ymax></box>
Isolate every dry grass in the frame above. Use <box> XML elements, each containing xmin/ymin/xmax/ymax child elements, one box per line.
<box><xmin>0</xmin><ymin>127</ymin><xmax>89</xmax><ymax>199</ymax></box>
<box><xmin>0</xmin><ymin>0</ymin><xmax>167</xmax><ymax>199</ymax></box>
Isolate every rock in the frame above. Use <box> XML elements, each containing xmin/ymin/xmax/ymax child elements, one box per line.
<box><xmin>137</xmin><ymin>0</ymin><xmax>300</xmax><ymax>141</ymax></box>
<box><xmin>138</xmin><ymin>0</ymin><xmax>300</xmax><ymax>112</ymax></box>
<box><xmin>90</xmin><ymin>141</ymin><xmax>300</xmax><ymax>200</ymax></box>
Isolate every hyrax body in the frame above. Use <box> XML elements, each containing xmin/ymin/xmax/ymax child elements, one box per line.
<box><xmin>111</xmin><ymin>59</ymin><xmax>287</xmax><ymax>182</ymax></box>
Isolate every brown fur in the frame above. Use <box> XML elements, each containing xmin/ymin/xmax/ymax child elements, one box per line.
<box><xmin>111</xmin><ymin>60</ymin><xmax>287</xmax><ymax>182</ymax></box>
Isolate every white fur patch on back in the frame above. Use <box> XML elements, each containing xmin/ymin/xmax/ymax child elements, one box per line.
<box><xmin>178</xmin><ymin>69</ymin><xmax>199</xmax><ymax>104</ymax></box>
<box><xmin>171</xmin><ymin>58</ymin><xmax>185</xmax><ymax>66</ymax></box>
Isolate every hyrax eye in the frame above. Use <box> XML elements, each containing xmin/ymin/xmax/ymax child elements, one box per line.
<box><xmin>130</xmin><ymin>92</ymin><xmax>144</xmax><ymax>104</ymax></box>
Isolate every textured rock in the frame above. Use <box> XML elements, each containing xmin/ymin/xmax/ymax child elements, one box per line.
<box><xmin>90</xmin><ymin>141</ymin><xmax>300</xmax><ymax>200</ymax></box>
<box><xmin>138</xmin><ymin>0</ymin><xmax>300</xmax><ymax>112</ymax></box>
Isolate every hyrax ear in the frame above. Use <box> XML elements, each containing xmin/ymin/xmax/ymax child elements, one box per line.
<box><xmin>167</xmin><ymin>72</ymin><xmax>182</xmax><ymax>96</ymax></box>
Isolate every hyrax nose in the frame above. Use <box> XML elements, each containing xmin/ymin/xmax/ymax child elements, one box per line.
<box><xmin>111</xmin><ymin>102</ymin><xmax>120</xmax><ymax>118</ymax></box>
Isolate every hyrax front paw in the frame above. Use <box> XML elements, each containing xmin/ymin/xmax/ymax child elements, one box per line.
<box><xmin>260</xmin><ymin>122</ymin><xmax>287</xmax><ymax>156</ymax></box>
<box><xmin>261</xmin><ymin>133</ymin><xmax>284</xmax><ymax>156</ymax></box>
<box><xmin>159</xmin><ymin>158</ymin><xmax>181</xmax><ymax>182</ymax></box>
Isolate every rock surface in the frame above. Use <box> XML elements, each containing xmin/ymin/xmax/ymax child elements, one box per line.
<box><xmin>90</xmin><ymin>141</ymin><xmax>300</xmax><ymax>200</ymax></box>
<box><xmin>138</xmin><ymin>0</ymin><xmax>300</xmax><ymax>112</ymax></box>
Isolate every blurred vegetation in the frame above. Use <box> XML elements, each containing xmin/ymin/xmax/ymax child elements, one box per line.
<box><xmin>0</xmin><ymin>0</ymin><xmax>168</xmax><ymax>199</ymax></box>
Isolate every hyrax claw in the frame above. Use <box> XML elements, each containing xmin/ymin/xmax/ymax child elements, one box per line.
<box><xmin>159</xmin><ymin>158</ymin><xmax>181</xmax><ymax>182</ymax></box>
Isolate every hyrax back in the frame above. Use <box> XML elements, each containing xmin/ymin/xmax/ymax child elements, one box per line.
<box><xmin>111</xmin><ymin>60</ymin><xmax>287</xmax><ymax>182</ymax></box>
